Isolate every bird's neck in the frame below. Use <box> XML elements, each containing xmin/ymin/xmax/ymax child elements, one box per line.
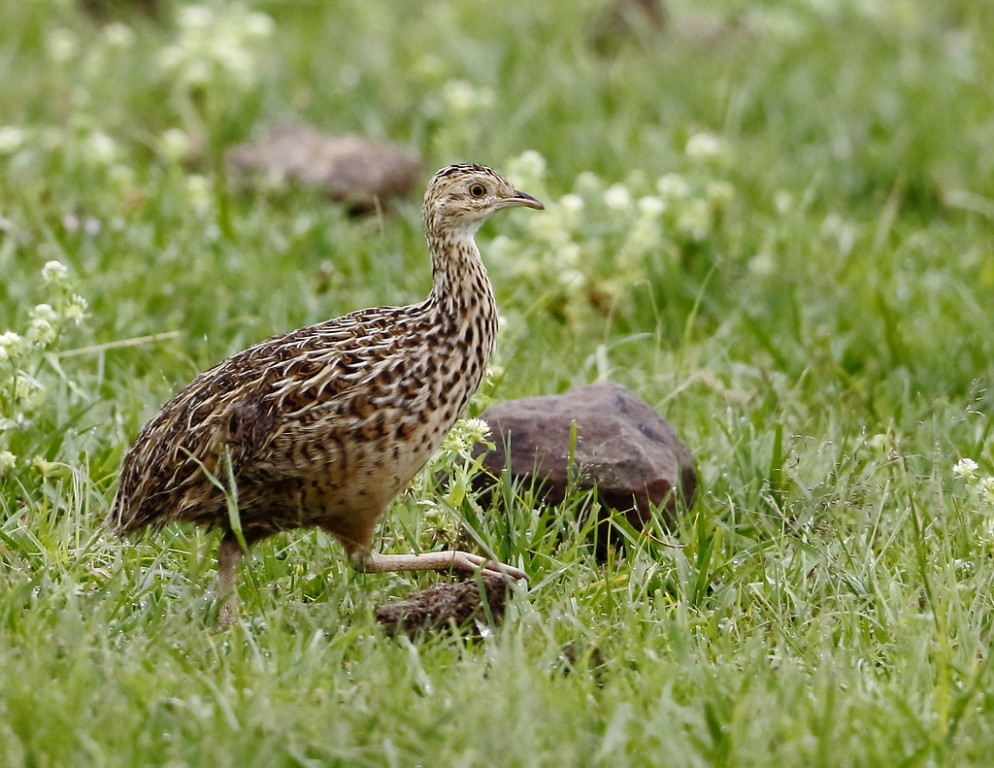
<box><xmin>424</xmin><ymin>227</ymin><xmax>498</xmax><ymax>354</ymax></box>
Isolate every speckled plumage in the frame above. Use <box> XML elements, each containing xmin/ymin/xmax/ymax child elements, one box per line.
<box><xmin>110</xmin><ymin>164</ymin><xmax>541</xmax><ymax>624</ymax></box>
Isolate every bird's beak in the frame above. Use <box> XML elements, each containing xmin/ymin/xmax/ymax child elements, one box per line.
<box><xmin>508</xmin><ymin>189</ymin><xmax>545</xmax><ymax>210</ymax></box>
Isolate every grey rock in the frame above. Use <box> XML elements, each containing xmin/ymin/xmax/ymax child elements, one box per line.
<box><xmin>226</xmin><ymin>123</ymin><xmax>421</xmax><ymax>213</ymax></box>
<box><xmin>474</xmin><ymin>382</ymin><xmax>696</xmax><ymax>545</ymax></box>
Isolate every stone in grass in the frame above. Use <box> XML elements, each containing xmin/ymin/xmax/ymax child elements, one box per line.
<box><xmin>589</xmin><ymin>0</ymin><xmax>667</xmax><ymax>56</ymax></box>
<box><xmin>376</xmin><ymin>574</ymin><xmax>512</xmax><ymax>639</ymax></box>
<box><xmin>473</xmin><ymin>382</ymin><xmax>696</xmax><ymax>554</ymax></box>
<box><xmin>225</xmin><ymin>123</ymin><xmax>421</xmax><ymax>213</ymax></box>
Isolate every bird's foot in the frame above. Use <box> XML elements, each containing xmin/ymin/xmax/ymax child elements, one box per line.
<box><xmin>353</xmin><ymin>549</ymin><xmax>527</xmax><ymax>581</ymax></box>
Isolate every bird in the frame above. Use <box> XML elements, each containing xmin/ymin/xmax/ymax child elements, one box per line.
<box><xmin>110</xmin><ymin>163</ymin><xmax>542</xmax><ymax>626</ymax></box>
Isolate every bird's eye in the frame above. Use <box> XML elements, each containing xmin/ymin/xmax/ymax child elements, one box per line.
<box><xmin>469</xmin><ymin>183</ymin><xmax>486</xmax><ymax>198</ymax></box>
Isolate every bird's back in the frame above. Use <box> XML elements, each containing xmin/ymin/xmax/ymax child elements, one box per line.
<box><xmin>110</xmin><ymin>295</ymin><xmax>494</xmax><ymax>540</ymax></box>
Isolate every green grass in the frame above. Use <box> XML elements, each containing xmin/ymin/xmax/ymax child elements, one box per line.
<box><xmin>2</xmin><ymin>0</ymin><xmax>994</xmax><ymax>764</ymax></box>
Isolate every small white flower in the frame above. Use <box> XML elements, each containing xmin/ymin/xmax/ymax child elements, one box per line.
<box><xmin>443</xmin><ymin>80</ymin><xmax>493</xmax><ymax>116</ymax></box>
<box><xmin>46</xmin><ymin>28</ymin><xmax>79</xmax><ymax>63</ymax></box>
<box><xmin>637</xmin><ymin>195</ymin><xmax>666</xmax><ymax>218</ymax></box>
<box><xmin>676</xmin><ymin>198</ymin><xmax>711</xmax><ymax>241</ymax></box>
<box><xmin>31</xmin><ymin>456</ymin><xmax>59</xmax><ymax>477</ymax></box>
<box><xmin>462</xmin><ymin>418</ymin><xmax>492</xmax><ymax>443</ymax></box>
<box><xmin>707</xmin><ymin>181</ymin><xmax>735</xmax><ymax>209</ymax></box>
<box><xmin>953</xmin><ymin>458</ymin><xmax>979</xmax><ymax>479</ymax></box>
<box><xmin>0</xmin><ymin>125</ymin><xmax>26</xmax><ymax>155</ymax></box>
<box><xmin>244</xmin><ymin>11</ymin><xmax>276</xmax><ymax>39</ymax></box>
<box><xmin>103</xmin><ymin>22</ymin><xmax>135</xmax><ymax>49</ymax></box>
<box><xmin>657</xmin><ymin>173</ymin><xmax>690</xmax><ymax>199</ymax></box>
<box><xmin>185</xmin><ymin>174</ymin><xmax>212</xmax><ymax>213</ymax></box>
<box><xmin>748</xmin><ymin>253</ymin><xmax>776</xmax><ymax>276</ymax></box>
<box><xmin>575</xmin><ymin>171</ymin><xmax>601</xmax><ymax>193</ymax></box>
<box><xmin>506</xmin><ymin>149</ymin><xmax>547</xmax><ymax>190</ymax></box>
<box><xmin>558</xmin><ymin>267</ymin><xmax>587</xmax><ymax>289</ymax></box>
<box><xmin>603</xmin><ymin>183</ymin><xmax>632</xmax><ymax>212</ymax></box>
<box><xmin>41</xmin><ymin>260</ymin><xmax>69</xmax><ymax>284</ymax></box>
<box><xmin>685</xmin><ymin>131</ymin><xmax>724</xmax><ymax>159</ymax></box>
<box><xmin>159</xmin><ymin>128</ymin><xmax>192</xmax><ymax>163</ymax></box>
<box><xmin>866</xmin><ymin>433</ymin><xmax>893</xmax><ymax>453</ymax></box>
<box><xmin>773</xmin><ymin>190</ymin><xmax>793</xmax><ymax>215</ymax></box>
<box><xmin>86</xmin><ymin>131</ymin><xmax>119</xmax><ymax>165</ymax></box>
<box><xmin>31</xmin><ymin>304</ymin><xmax>58</xmax><ymax>323</ymax></box>
<box><xmin>0</xmin><ymin>330</ymin><xmax>23</xmax><ymax>359</ymax></box>
<box><xmin>178</xmin><ymin>5</ymin><xmax>215</xmax><ymax>29</ymax></box>
<box><xmin>0</xmin><ymin>451</ymin><xmax>16</xmax><ymax>474</ymax></box>
<box><xmin>979</xmin><ymin>476</ymin><xmax>994</xmax><ymax>505</ymax></box>
<box><xmin>109</xmin><ymin>164</ymin><xmax>136</xmax><ymax>193</ymax></box>
<box><xmin>559</xmin><ymin>194</ymin><xmax>585</xmax><ymax>215</ymax></box>
<box><xmin>27</xmin><ymin>317</ymin><xmax>57</xmax><ymax>346</ymax></box>
<box><xmin>15</xmin><ymin>374</ymin><xmax>43</xmax><ymax>400</ymax></box>
<box><xmin>64</xmin><ymin>295</ymin><xmax>89</xmax><ymax>326</ymax></box>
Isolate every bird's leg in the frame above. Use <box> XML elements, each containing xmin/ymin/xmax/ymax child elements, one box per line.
<box><xmin>350</xmin><ymin>549</ymin><xmax>527</xmax><ymax>582</ymax></box>
<box><xmin>216</xmin><ymin>532</ymin><xmax>245</xmax><ymax>629</ymax></box>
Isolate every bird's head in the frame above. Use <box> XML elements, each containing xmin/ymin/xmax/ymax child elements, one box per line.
<box><xmin>423</xmin><ymin>163</ymin><xmax>544</xmax><ymax>238</ymax></box>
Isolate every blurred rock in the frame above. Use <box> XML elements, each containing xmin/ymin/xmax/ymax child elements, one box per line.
<box><xmin>81</xmin><ymin>0</ymin><xmax>162</xmax><ymax>21</ymax></box>
<box><xmin>474</xmin><ymin>382</ymin><xmax>696</xmax><ymax>553</ymax></box>
<box><xmin>226</xmin><ymin>123</ymin><xmax>421</xmax><ymax>213</ymax></box>
<box><xmin>590</xmin><ymin>0</ymin><xmax>666</xmax><ymax>55</ymax></box>
<box><xmin>376</xmin><ymin>573</ymin><xmax>511</xmax><ymax>638</ymax></box>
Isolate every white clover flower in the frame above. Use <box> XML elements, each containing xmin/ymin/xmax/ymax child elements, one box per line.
<box><xmin>161</xmin><ymin>5</ymin><xmax>274</xmax><ymax>92</ymax></box>
<box><xmin>707</xmin><ymin>180</ymin><xmax>735</xmax><ymax>209</ymax></box>
<box><xmin>685</xmin><ymin>131</ymin><xmax>724</xmax><ymax>159</ymax></box>
<box><xmin>506</xmin><ymin>149</ymin><xmax>547</xmax><ymax>190</ymax></box>
<box><xmin>626</xmin><ymin>216</ymin><xmax>662</xmax><ymax>255</ymax></box>
<box><xmin>0</xmin><ymin>126</ymin><xmax>27</xmax><ymax>155</ymax></box>
<box><xmin>178</xmin><ymin>5</ymin><xmax>215</xmax><ymax>29</ymax></box>
<box><xmin>64</xmin><ymin>295</ymin><xmax>89</xmax><ymax>326</ymax></box>
<box><xmin>555</xmin><ymin>241</ymin><xmax>582</xmax><ymax>268</ymax></box>
<box><xmin>41</xmin><ymin>260</ymin><xmax>69</xmax><ymax>284</ymax></box>
<box><xmin>0</xmin><ymin>330</ymin><xmax>23</xmax><ymax>360</ymax></box>
<box><xmin>31</xmin><ymin>456</ymin><xmax>59</xmax><ymax>477</ymax></box>
<box><xmin>46</xmin><ymin>28</ymin><xmax>80</xmax><ymax>63</ymax></box>
<box><xmin>442</xmin><ymin>80</ymin><xmax>494</xmax><ymax>116</ymax></box>
<box><xmin>656</xmin><ymin>173</ymin><xmax>690</xmax><ymax>199</ymax></box>
<box><xmin>0</xmin><ymin>451</ymin><xmax>15</xmax><ymax>474</ymax></box>
<box><xmin>603</xmin><ymin>183</ymin><xmax>632</xmax><ymax>212</ymax></box>
<box><xmin>820</xmin><ymin>214</ymin><xmax>856</xmax><ymax>255</ymax></box>
<box><xmin>676</xmin><ymin>198</ymin><xmax>711</xmax><ymax>241</ymax></box>
<box><xmin>462</xmin><ymin>418</ymin><xmax>492</xmax><ymax>443</ymax></box>
<box><xmin>979</xmin><ymin>476</ymin><xmax>994</xmax><ymax>505</ymax></box>
<box><xmin>214</xmin><ymin>36</ymin><xmax>255</xmax><ymax>86</ymax></box>
<box><xmin>575</xmin><ymin>171</ymin><xmax>601</xmax><ymax>193</ymax></box>
<box><xmin>243</xmin><ymin>11</ymin><xmax>276</xmax><ymax>39</ymax></box>
<box><xmin>748</xmin><ymin>253</ymin><xmax>776</xmax><ymax>276</ymax></box>
<box><xmin>15</xmin><ymin>374</ymin><xmax>43</xmax><ymax>401</ymax></box>
<box><xmin>558</xmin><ymin>267</ymin><xmax>587</xmax><ymax>289</ymax></box>
<box><xmin>86</xmin><ymin>131</ymin><xmax>119</xmax><ymax>165</ymax></box>
<box><xmin>559</xmin><ymin>194</ymin><xmax>584</xmax><ymax>215</ymax></box>
<box><xmin>27</xmin><ymin>318</ymin><xmax>57</xmax><ymax>346</ymax></box>
<box><xmin>109</xmin><ymin>164</ymin><xmax>136</xmax><ymax>194</ymax></box>
<box><xmin>953</xmin><ymin>458</ymin><xmax>979</xmax><ymax>479</ymax></box>
<box><xmin>31</xmin><ymin>304</ymin><xmax>59</xmax><ymax>323</ymax></box>
<box><xmin>773</xmin><ymin>190</ymin><xmax>793</xmax><ymax>215</ymax></box>
<box><xmin>159</xmin><ymin>128</ymin><xmax>192</xmax><ymax>163</ymax></box>
<box><xmin>637</xmin><ymin>195</ymin><xmax>666</xmax><ymax>218</ymax></box>
<box><xmin>185</xmin><ymin>174</ymin><xmax>212</xmax><ymax>213</ymax></box>
<box><xmin>103</xmin><ymin>22</ymin><xmax>135</xmax><ymax>49</ymax></box>
<box><xmin>866</xmin><ymin>433</ymin><xmax>893</xmax><ymax>453</ymax></box>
